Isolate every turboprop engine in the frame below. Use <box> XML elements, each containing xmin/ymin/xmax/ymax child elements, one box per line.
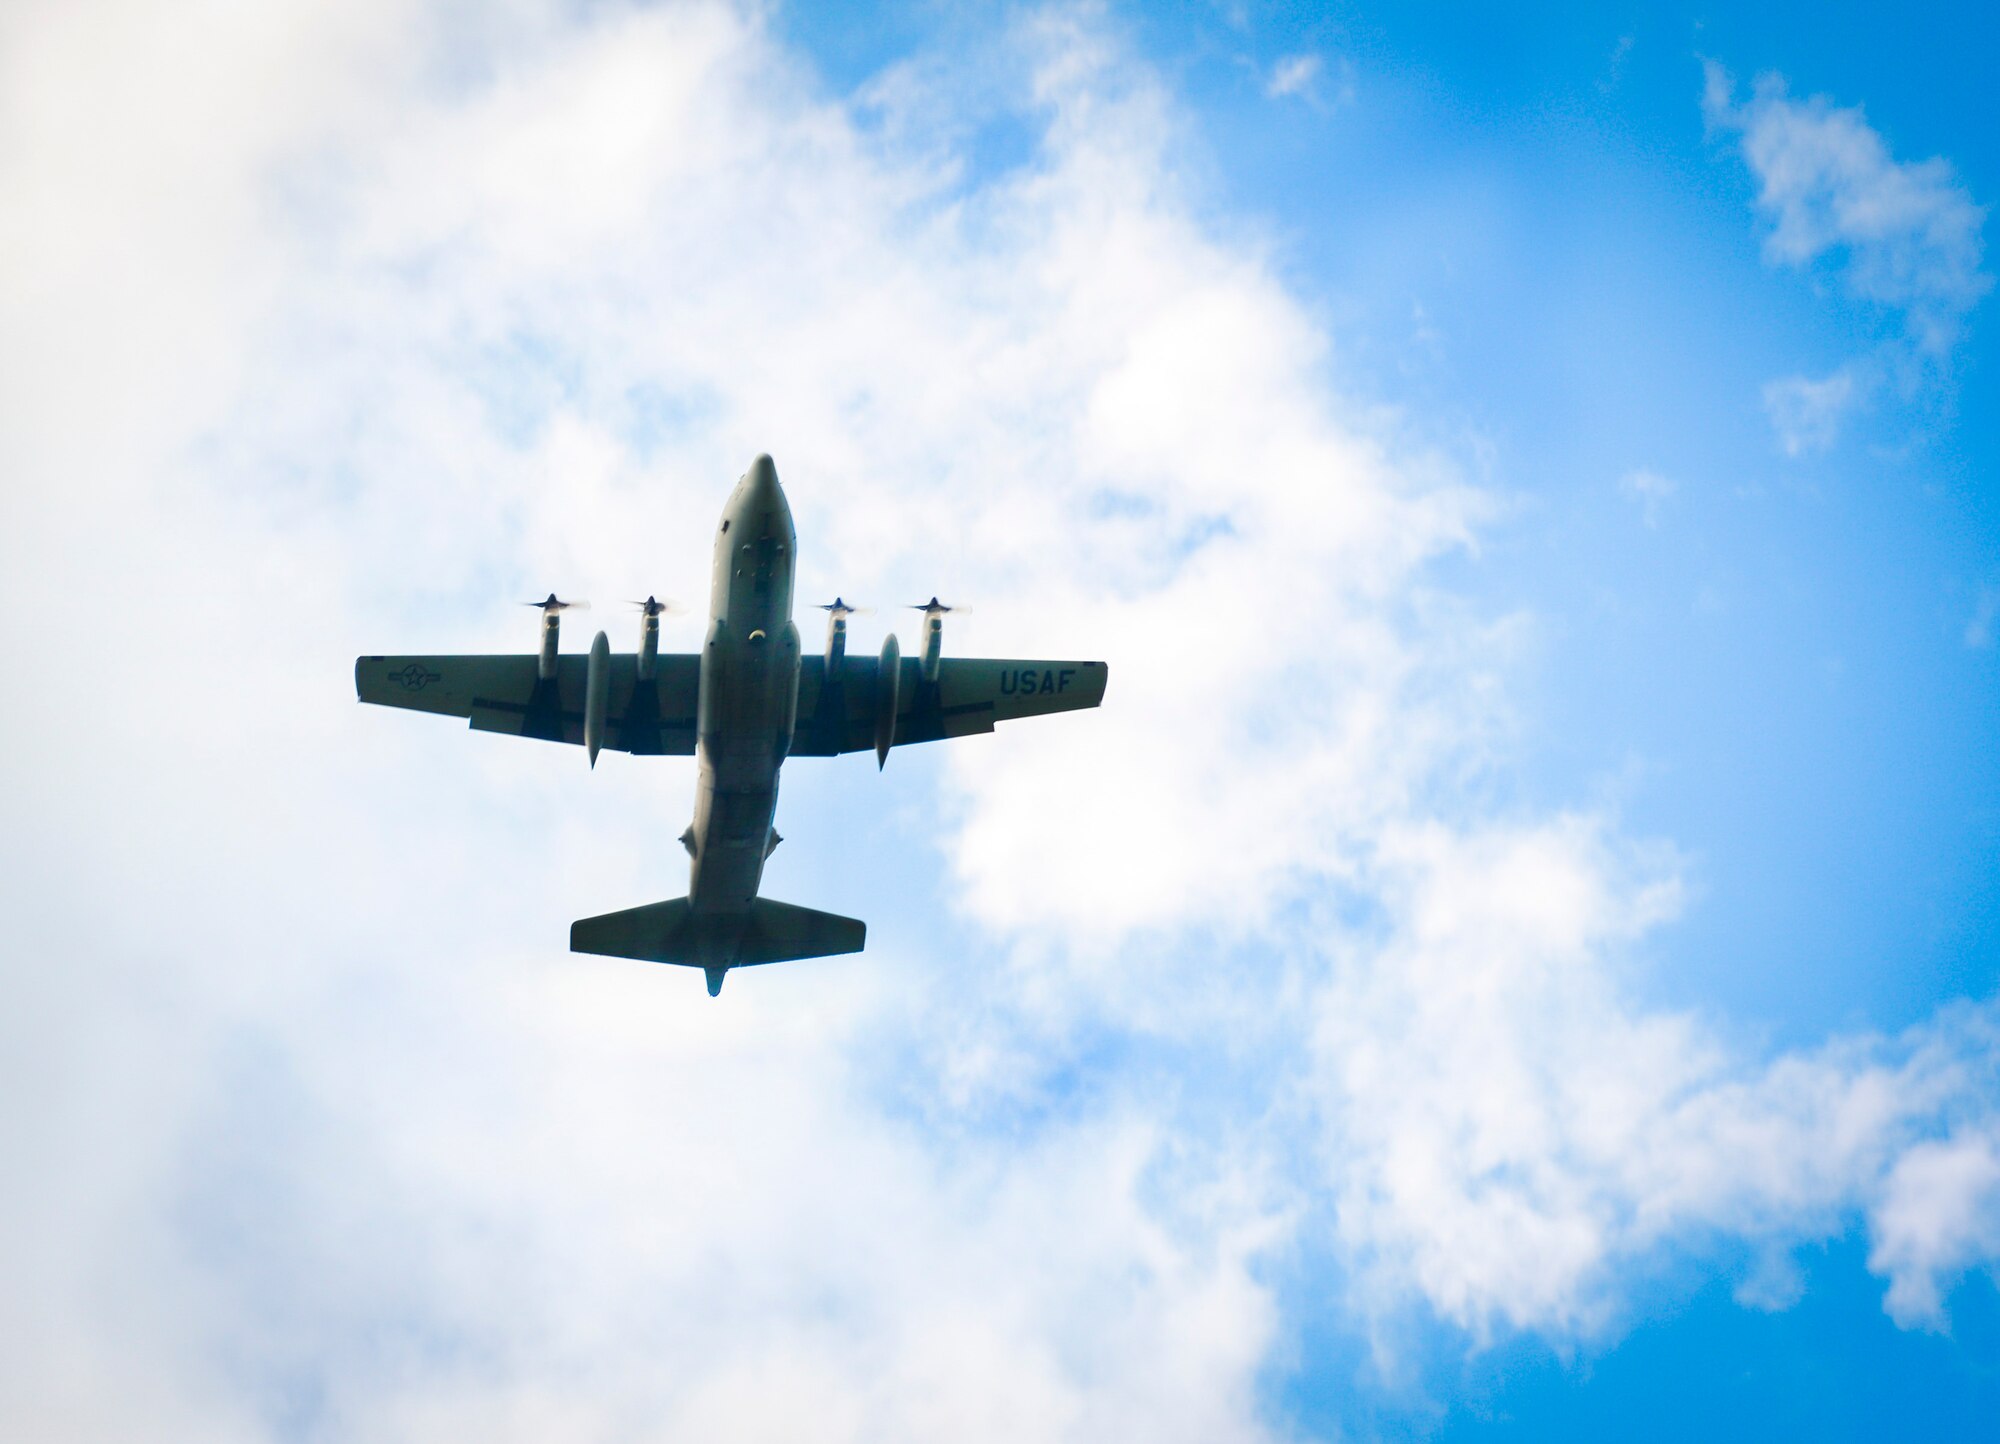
<box><xmin>632</xmin><ymin>595</ymin><xmax>668</xmax><ymax>679</ymax></box>
<box><xmin>911</xmin><ymin>597</ymin><xmax>958</xmax><ymax>683</ymax></box>
<box><xmin>817</xmin><ymin>597</ymin><xmax>867</xmax><ymax>666</ymax></box>
<box><xmin>526</xmin><ymin>592</ymin><xmax>587</xmax><ymax>680</ymax></box>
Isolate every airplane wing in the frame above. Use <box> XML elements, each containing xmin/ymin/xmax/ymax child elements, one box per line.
<box><xmin>790</xmin><ymin>656</ymin><xmax>1107</xmax><ymax>756</ymax></box>
<box><xmin>355</xmin><ymin>653</ymin><xmax>699</xmax><ymax>754</ymax></box>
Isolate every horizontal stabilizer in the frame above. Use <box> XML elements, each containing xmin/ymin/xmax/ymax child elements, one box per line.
<box><xmin>570</xmin><ymin>896</ymin><xmax>865</xmax><ymax>979</ymax></box>
<box><xmin>735</xmin><ymin>897</ymin><xmax>866</xmax><ymax>965</ymax></box>
<box><xmin>570</xmin><ymin>897</ymin><xmax>697</xmax><ymax>965</ymax></box>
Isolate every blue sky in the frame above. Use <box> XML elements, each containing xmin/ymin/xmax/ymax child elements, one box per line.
<box><xmin>1014</xmin><ymin>0</ymin><xmax>2000</xmax><ymax>1033</ymax></box>
<box><xmin>801</xmin><ymin>0</ymin><xmax>2000</xmax><ymax>1043</ymax></box>
<box><xmin>2</xmin><ymin>1</ymin><xmax>1997</xmax><ymax>1439</ymax></box>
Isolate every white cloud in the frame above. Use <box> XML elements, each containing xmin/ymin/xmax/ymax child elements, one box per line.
<box><xmin>1312</xmin><ymin>821</ymin><xmax>2000</xmax><ymax>1336</ymax></box>
<box><xmin>1762</xmin><ymin>366</ymin><xmax>1863</xmax><ymax>456</ymax></box>
<box><xmin>1261</xmin><ymin>51</ymin><xmax>1353</xmax><ymax>109</ymax></box>
<box><xmin>1266</xmin><ymin>53</ymin><xmax>1321</xmax><ymax>99</ymax></box>
<box><xmin>1619</xmin><ymin>467</ymin><xmax>1678</xmax><ymax>525</ymax></box>
<box><xmin>1965</xmin><ymin>585</ymin><xmax>2000</xmax><ymax>649</ymax></box>
<box><xmin>2</xmin><ymin>4</ymin><xmax>1998</xmax><ymax>1438</ymax></box>
<box><xmin>1705</xmin><ymin>61</ymin><xmax>1987</xmax><ymax>457</ymax></box>
<box><xmin>1703</xmin><ymin>61</ymin><xmax>1990</xmax><ymax>354</ymax></box>
<box><xmin>1599</xmin><ymin>35</ymin><xmax>1635</xmax><ymax>93</ymax></box>
<box><xmin>1871</xmin><ymin>1124</ymin><xmax>2000</xmax><ymax>1327</ymax></box>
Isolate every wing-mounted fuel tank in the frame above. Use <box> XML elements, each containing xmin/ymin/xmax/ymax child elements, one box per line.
<box><xmin>874</xmin><ymin>631</ymin><xmax>901</xmax><ymax>770</ymax></box>
<box><xmin>584</xmin><ymin>630</ymin><xmax>611</xmax><ymax>768</ymax></box>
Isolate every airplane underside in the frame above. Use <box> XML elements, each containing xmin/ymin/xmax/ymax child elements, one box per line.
<box><xmin>355</xmin><ymin>452</ymin><xmax>1107</xmax><ymax>995</ymax></box>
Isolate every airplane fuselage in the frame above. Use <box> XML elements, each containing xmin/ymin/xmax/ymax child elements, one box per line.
<box><xmin>686</xmin><ymin>455</ymin><xmax>801</xmax><ymax>962</ymax></box>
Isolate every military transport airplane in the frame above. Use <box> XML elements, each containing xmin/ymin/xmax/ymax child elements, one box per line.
<box><xmin>356</xmin><ymin>454</ymin><xmax>1107</xmax><ymax>996</ymax></box>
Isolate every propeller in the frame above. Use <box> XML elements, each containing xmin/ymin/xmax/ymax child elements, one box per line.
<box><xmin>907</xmin><ymin>596</ymin><xmax>970</xmax><ymax>616</ymax></box>
<box><xmin>525</xmin><ymin>593</ymin><xmax>589</xmax><ymax>613</ymax></box>
<box><xmin>817</xmin><ymin>597</ymin><xmax>874</xmax><ymax>618</ymax></box>
<box><xmin>626</xmin><ymin>595</ymin><xmax>686</xmax><ymax>617</ymax></box>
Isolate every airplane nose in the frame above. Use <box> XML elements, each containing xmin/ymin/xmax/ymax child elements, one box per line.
<box><xmin>741</xmin><ymin>452</ymin><xmax>790</xmax><ymax>529</ymax></box>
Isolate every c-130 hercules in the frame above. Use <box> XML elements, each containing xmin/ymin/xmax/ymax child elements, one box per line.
<box><xmin>357</xmin><ymin>454</ymin><xmax>1108</xmax><ymax>996</ymax></box>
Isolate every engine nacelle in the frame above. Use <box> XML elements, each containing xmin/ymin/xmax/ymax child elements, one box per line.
<box><xmin>873</xmin><ymin>632</ymin><xmax>901</xmax><ymax>770</ymax></box>
<box><xmin>819</xmin><ymin>597</ymin><xmax>858</xmax><ymax>666</ymax></box>
<box><xmin>632</xmin><ymin>596</ymin><xmax>673</xmax><ymax>679</ymax></box>
<box><xmin>529</xmin><ymin>593</ymin><xmax>586</xmax><ymax>680</ymax></box>
<box><xmin>920</xmin><ymin>608</ymin><xmax>943</xmax><ymax>683</ymax></box>
<box><xmin>911</xmin><ymin>597</ymin><xmax>953</xmax><ymax>682</ymax></box>
<box><xmin>638</xmin><ymin>606</ymin><xmax>659</xmax><ymax>680</ymax></box>
<box><xmin>539</xmin><ymin>607</ymin><xmax>562</xmax><ymax>680</ymax></box>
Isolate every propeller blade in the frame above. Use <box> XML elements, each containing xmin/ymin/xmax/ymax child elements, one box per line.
<box><xmin>525</xmin><ymin>593</ymin><xmax>590</xmax><ymax>613</ymax></box>
<box><xmin>907</xmin><ymin>597</ymin><xmax>969</xmax><ymax>616</ymax></box>
<box><xmin>625</xmin><ymin>596</ymin><xmax>686</xmax><ymax>617</ymax></box>
<box><xmin>817</xmin><ymin>597</ymin><xmax>874</xmax><ymax>617</ymax></box>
